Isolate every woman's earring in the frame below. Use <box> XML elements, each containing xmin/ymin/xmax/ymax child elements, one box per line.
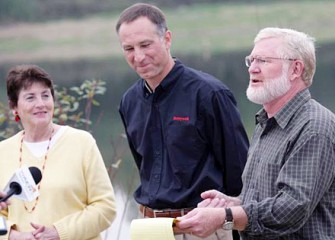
<box><xmin>14</xmin><ymin>111</ymin><xmax>20</xmax><ymax>122</ymax></box>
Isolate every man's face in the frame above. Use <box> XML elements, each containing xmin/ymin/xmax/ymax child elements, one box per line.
<box><xmin>118</xmin><ymin>17</ymin><xmax>172</xmax><ymax>83</ymax></box>
<box><xmin>246</xmin><ymin>38</ymin><xmax>292</xmax><ymax>105</ymax></box>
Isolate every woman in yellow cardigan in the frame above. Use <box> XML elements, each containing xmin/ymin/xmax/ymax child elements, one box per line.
<box><xmin>0</xmin><ymin>65</ymin><xmax>116</xmax><ymax>240</ymax></box>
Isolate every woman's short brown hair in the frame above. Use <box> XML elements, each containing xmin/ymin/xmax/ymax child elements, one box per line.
<box><xmin>6</xmin><ymin>64</ymin><xmax>55</xmax><ymax>109</ymax></box>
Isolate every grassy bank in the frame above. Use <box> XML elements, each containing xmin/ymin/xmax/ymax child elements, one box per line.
<box><xmin>0</xmin><ymin>1</ymin><xmax>335</xmax><ymax>64</ymax></box>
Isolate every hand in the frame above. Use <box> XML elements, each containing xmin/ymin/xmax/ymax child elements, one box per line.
<box><xmin>30</xmin><ymin>223</ymin><xmax>45</xmax><ymax>239</ymax></box>
<box><xmin>198</xmin><ymin>190</ymin><xmax>241</xmax><ymax>208</ymax></box>
<box><xmin>9</xmin><ymin>229</ymin><xmax>37</xmax><ymax>240</ymax></box>
<box><xmin>0</xmin><ymin>201</ymin><xmax>9</xmax><ymax>211</ymax></box>
<box><xmin>0</xmin><ymin>192</ymin><xmax>10</xmax><ymax>210</ymax></box>
<box><xmin>31</xmin><ymin>223</ymin><xmax>60</xmax><ymax>240</ymax></box>
<box><xmin>176</xmin><ymin>208</ymin><xmax>226</xmax><ymax>238</ymax></box>
<box><xmin>172</xmin><ymin>225</ymin><xmax>184</xmax><ymax>235</ymax></box>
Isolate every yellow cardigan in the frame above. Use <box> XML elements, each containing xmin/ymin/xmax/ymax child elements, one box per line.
<box><xmin>0</xmin><ymin>126</ymin><xmax>116</xmax><ymax>240</ymax></box>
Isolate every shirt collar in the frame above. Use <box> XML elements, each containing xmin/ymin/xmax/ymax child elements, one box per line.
<box><xmin>144</xmin><ymin>81</ymin><xmax>153</xmax><ymax>95</ymax></box>
<box><xmin>255</xmin><ymin>88</ymin><xmax>311</xmax><ymax>129</ymax></box>
<box><xmin>142</xmin><ymin>59</ymin><xmax>183</xmax><ymax>96</ymax></box>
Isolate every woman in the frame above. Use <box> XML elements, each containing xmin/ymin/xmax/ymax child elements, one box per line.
<box><xmin>0</xmin><ymin>65</ymin><xmax>116</xmax><ymax>240</ymax></box>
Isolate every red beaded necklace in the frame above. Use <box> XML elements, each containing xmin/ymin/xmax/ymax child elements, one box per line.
<box><xmin>19</xmin><ymin>127</ymin><xmax>55</xmax><ymax>213</ymax></box>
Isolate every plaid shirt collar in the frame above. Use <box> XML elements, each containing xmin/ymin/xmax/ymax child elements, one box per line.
<box><xmin>255</xmin><ymin>88</ymin><xmax>311</xmax><ymax>129</ymax></box>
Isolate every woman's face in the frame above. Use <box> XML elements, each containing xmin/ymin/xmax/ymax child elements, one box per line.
<box><xmin>14</xmin><ymin>82</ymin><xmax>54</xmax><ymax>131</ymax></box>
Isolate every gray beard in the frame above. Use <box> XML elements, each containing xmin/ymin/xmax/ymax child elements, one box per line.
<box><xmin>246</xmin><ymin>65</ymin><xmax>291</xmax><ymax>105</ymax></box>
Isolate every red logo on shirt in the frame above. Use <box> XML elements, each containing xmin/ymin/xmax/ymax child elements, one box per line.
<box><xmin>173</xmin><ymin>116</ymin><xmax>190</xmax><ymax>121</ymax></box>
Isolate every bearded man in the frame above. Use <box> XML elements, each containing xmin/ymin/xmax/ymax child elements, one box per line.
<box><xmin>176</xmin><ymin>27</ymin><xmax>335</xmax><ymax>240</ymax></box>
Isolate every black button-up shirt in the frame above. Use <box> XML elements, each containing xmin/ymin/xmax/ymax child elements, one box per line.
<box><xmin>119</xmin><ymin>60</ymin><xmax>249</xmax><ymax>209</ymax></box>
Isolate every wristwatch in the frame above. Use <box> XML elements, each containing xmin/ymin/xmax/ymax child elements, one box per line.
<box><xmin>222</xmin><ymin>208</ymin><xmax>234</xmax><ymax>230</ymax></box>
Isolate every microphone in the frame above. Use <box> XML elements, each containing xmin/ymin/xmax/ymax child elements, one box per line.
<box><xmin>28</xmin><ymin>166</ymin><xmax>42</xmax><ymax>185</ymax></box>
<box><xmin>0</xmin><ymin>166</ymin><xmax>42</xmax><ymax>202</ymax></box>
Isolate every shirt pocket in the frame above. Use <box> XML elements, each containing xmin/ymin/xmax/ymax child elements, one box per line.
<box><xmin>258</xmin><ymin>162</ymin><xmax>281</xmax><ymax>198</ymax></box>
<box><xmin>166</xmin><ymin>124</ymin><xmax>206</xmax><ymax>167</ymax></box>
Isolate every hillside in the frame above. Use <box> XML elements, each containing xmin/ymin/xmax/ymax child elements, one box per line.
<box><xmin>1</xmin><ymin>1</ymin><xmax>335</xmax><ymax>64</ymax></box>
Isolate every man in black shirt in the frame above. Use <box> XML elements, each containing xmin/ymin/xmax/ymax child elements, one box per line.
<box><xmin>116</xmin><ymin>3</ymin><xmax>249</xmax><ymax>239</ymax></box>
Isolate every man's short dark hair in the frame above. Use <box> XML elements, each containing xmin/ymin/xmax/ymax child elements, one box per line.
<box><xmin>116</xmin><ymin>3</ymin><xmax>168</xmax><ymax>37</ymax></box>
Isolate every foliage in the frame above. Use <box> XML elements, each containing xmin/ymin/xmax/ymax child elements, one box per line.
<box><xmin>0</xmin><ymin>79</ymin><xmax>106</xmax><ymax>140</ymax></box>
<box><xmin>0</xmin><ymin>101</ymin><xmax>18</xmax><ymax>139</ymax></box>
<box><xmin>54</xmin><ymin>79</ymin><xmax>106</xmax><ymax>130</ymax></box>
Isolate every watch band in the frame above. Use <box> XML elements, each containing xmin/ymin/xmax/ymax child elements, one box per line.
<box><xmin>225</xmin><ymin>208</ymin><xmax>233</xmax><ymax>222</ymax></box>
<box><xmin>222</xmin><ymin>208</ymin><xmax>234</xmax><ymax>230</ymax></box>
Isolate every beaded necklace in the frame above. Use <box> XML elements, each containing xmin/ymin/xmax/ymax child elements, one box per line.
<box><xmin>19</xmin><ymin>127</ymin><xmax>55</xmax><ymax>213</ymax></box>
